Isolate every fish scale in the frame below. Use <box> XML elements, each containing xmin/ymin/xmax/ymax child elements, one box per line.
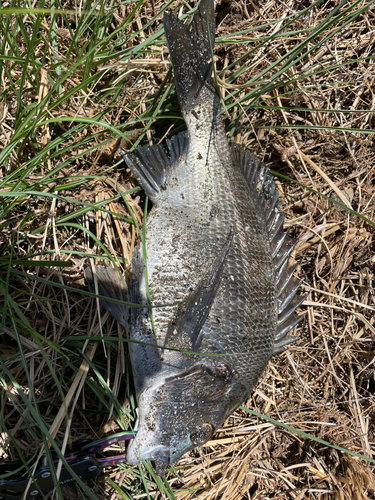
<box><xmin>84</xmin><ymin>0</ymin><xmax>305</xmax><ymax>475</ymax></box>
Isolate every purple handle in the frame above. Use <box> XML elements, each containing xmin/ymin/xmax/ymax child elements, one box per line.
<box><xmin>81</xmin><ymin>431</ymin><xmax>136</xmax><ymax>454</ymax></box>
<box><xmin>97</xmin><ymin>454</ymin><xmax>128</xmax><ymax>467</ymax></box>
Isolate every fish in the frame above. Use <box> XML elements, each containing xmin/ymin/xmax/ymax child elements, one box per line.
<box><xmin>84</xmin><ymin>0</ymin><xmax>305</xmax><ymax>475</ymax></box>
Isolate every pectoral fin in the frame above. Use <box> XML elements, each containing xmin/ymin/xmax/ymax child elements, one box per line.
<box><xmin>164</xmin><ymin>231</ymin><xmax>232</xmax><ymax>351</ymax></box>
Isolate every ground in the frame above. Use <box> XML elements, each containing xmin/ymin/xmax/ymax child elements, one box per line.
<box><xmin>0</xmin><ymin>0</ymin><xmax>375</xmax><ymax>499</ymax></box>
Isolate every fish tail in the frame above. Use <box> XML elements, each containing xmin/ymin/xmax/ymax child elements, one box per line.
<box><xmin>163</xmin><ymin>0</ymin><xmax>215</xmax><ymax>111</ymax></box>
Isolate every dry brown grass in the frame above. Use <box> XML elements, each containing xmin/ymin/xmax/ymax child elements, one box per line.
<box><xmin>1</xmin><ymin>0</ymin><xmax>375</xmax><ymax>498</ymax></box>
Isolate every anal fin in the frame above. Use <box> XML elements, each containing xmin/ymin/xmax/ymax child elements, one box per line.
<box><xmin>122</xmin><ymin>131</ymin><xmax>189</xmax><ymax>202</ymax></box>
<box><xmin>122</xmin><ymin>143</ymin><xmax>170</xmax><ymax>201</ymax></box>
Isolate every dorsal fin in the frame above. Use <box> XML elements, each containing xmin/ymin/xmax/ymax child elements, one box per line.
<box><xmin>231</xmin><ymin>144</ymin><xmax>306</xmax><ymax>353</ymax></box>
<box><xmin>122</xmin><ymin>131</ymin><xmax>189</xmax><ymax>202</ymax></box>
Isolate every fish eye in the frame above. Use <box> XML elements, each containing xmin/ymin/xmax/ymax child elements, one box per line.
<box><xmin>190</xmin><ymin>423</ymin><xmax>214</xmax><ymax>446</ymax></box>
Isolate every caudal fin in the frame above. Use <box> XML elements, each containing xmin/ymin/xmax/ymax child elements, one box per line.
<box><xmin>163</xmin><ymin>0</ymin><xmax>215</xmax><ymax>111</ymax></box>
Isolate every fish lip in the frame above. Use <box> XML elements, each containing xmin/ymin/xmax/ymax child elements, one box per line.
<box><xmin>127</xmin><ymin>441</ymin><xmax>170</xmax><ymax>470</ymax></box>
<box><xmin>139</xmin><ymin>444</ymin><xmax>170</xmax><ymax>462</ymax></box>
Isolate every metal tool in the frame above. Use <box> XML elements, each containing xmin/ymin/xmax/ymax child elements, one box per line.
<box><xmin>0</xmin><ymin>431</ymin><xmax>136</xmax><ymax>499</ymax></box>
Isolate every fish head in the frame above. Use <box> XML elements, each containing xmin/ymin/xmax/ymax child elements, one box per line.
<box><xmin>127</xmin><ymin>360</ymin><xmax>247</xmax><ymax>474</ymax></box>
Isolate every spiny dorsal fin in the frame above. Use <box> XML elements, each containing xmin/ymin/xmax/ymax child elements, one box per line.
<box><xmin>231</xmin><ymin>144</ymin><xmax>306</xmax><ymax>353</ymax></box>
<box><xmin>122</xmin><ymin>131</ymin><xmax>189</xmax><ymax>202</ymax></box>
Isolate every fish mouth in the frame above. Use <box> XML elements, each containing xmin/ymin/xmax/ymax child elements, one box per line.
<box><xmin>126</xmin><ymin>428</ymin><xmax>200</xmax><ymax>474</ymax></box>
<box><xmin>129</xmin><ymin>444</ymin><xmax>169</xmax><ymax>463</ymax></box>
<box><xmin>127</xmin><ymin>441</ymin><xmax>170</xmax><ymax>473</ymax></box>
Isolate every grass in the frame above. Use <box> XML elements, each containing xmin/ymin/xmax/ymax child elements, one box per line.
<box><xmin>1</xmin><ymin>0</ymin><xmax>375</xmax><ymax>498</ymax></box>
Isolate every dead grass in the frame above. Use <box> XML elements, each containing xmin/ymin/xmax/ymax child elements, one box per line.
<box><xmin>1</xmin><ymin>0</ymin><xmax>375</xmax><ymax>498</ymax></box>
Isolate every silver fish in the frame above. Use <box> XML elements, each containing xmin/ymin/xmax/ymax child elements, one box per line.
<box><xmin>85</xmin><ymin>0</ymin><xmax>305</xmax><ymax>474</ymax></box>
